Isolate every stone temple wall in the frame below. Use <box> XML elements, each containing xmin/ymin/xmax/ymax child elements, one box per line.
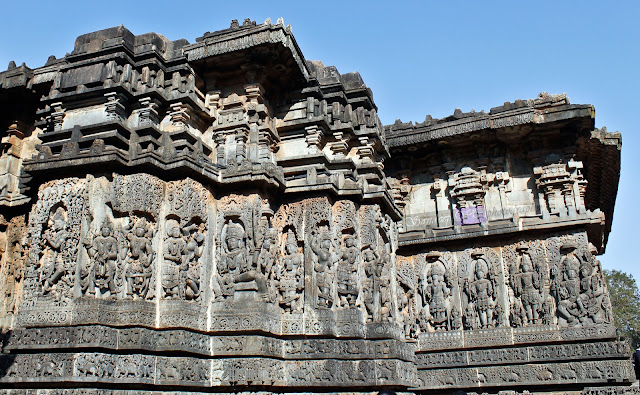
<box><xmin>0</xmin><ymin>18</ymin><xmax>630</xmax><ymax>394</ymax></box>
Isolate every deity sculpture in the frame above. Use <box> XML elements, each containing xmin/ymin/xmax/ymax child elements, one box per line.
<box><xmin>257</xmin><ymin>229</ymin><xmax>277</xmax><ymax>280</ymax></box>
<box><xmin>124</xmin><ymin>217</ymin><xmax>154</xmax><ymax>299</ymax></box>
<box><xmin>40</xmin><ymin>207</ymin><xmax>69</xmax><ymax>296</ymax></box>
<box><xmin>310</xmin><ymin>226</ymin><xmax>334</xmax><ymax>308</ymax></box>
<box><xmin>510</xmin><ymin>244</ymin><xmax>543</xmax><ymax>326</ymax></box>
<box><xmin>217</xmin><ymin>220</ymin><xmax>246</xmax><ymax>299</ymax></box>
<box><xmin>552</xmin><ymin>242</ymin><xmax>584</xmax><ymax>325</ymax></box>
<box><xmin>397</xmin><ymin>266</ymin><xmax>418</xmax><ymax>338</ymax></box>
<box><xmin>450</xmin><ymin>306</ymin><xmax>462</xmax><ymax>330</ymax></box>
<box><xmin>6</xmin><ymin>241</ymin><xmax>25</xmax><ymax>312</ymax></box>
<box><xmin>218</xmin><ymin>219</ymin><xmax>268</xmax><ymax>300</ymax></box>
<box><xmin>378</xmin><ymin>246</ymin><xmax>394</xmax><ymax>322</ymax></box>
<box><xmin>422</xmin><ymin>252</ymin><xmax>450</xmax><ymax>331</ymax></box>
<box><xmin>162</xmin><ymin>219</ymin><xmax>187</xmax><ymax>298</ymax></box>
<box><xmin>336</xmin><ymin>234</ymin><xmax>359</xmax><ymax>308</ymax></box>
<box><xmin>464</xmin><ymin>252</ymin><xmax>496</xmax><ymax>329</ymax></box>
<box><xmin>362</xmin><ymin>245</ymin><xmax>382</xmax><ymax>321</ymax></box>
<box><xmin>575</xmin><ymin>244</ymin><xmax>608</xmax><ymax>325</ymax></box>
<box><xmin>84</xmin><ymin>217</ymin><xmax>118</xmax><ymax>297</ymax></box>
<box><xmin>183</xmin><ymin>222</ymin><xmax>205</xmax><ymax>300</ymax></box>
<box><xmin>277</xmin><ymin>229</ymin><xmax>303</xmax><ymax>313</ymax></box>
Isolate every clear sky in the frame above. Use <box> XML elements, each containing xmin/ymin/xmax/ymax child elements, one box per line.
<box><xmin>1</xmin><ymin>1</ymin><xmax>638</xmax><ymax>280</ymax></box>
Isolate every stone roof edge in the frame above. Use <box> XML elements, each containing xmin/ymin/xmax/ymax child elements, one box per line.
<box><xmin>384</xmin><ymin>93</ymin><xmax>594</xmax><ymax>147</ymax></box>
<box><xmin>183</xmin><ymin>18</ymin><xmax>310</xmax><ymax>80</ymax></box>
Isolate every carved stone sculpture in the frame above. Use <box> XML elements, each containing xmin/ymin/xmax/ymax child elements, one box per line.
<box><xmin>124</xmin><ymin>216</ymin><xmax>154</xmax><ymax>300</ymax></box>
<box><xmin>310</xmin><ymin>226</ymin><xmax>334</xmax><ymax>308</ymax></box>
<box><xmin>277</xmin><ymin>229</ymin><xmax>303</xmax><ymax>313</ymax></box>
<box><xmin>510</xmin><ymin>244</ymin><xmax>543</xmax><ymax>326</ymax></box>
<box><xmin>422</xmin><ymin>252</ymin><xmax>451</xmax><ymax>331</ymax></box>
<box><xmin>183</xmin><ymin>222</ymin><xmax>205</xmax><ymax>300</ymax></box>
<box><xmin>463</xmin><ymin>252</ymin><xmax>497</xmax><ymax>329</ymax></box>
<box><xmin>397</xmin><ymin>259</ymin><xmax>418</xmax><ymax>338</ymax></box>
<box><xmin>218</xmin><ymin>220</ymin><xmax>246</xmax><ymax>299</ymax></box>
<box><xmin>361</xmin><ymin>245</ymin><xmax>381</xmax><ymax>321</ymax></box>
<box><xmin>552</xmin><ymin>242</ymin><xmax>584</xmax><ymax>326</ymax></box>
<box><xmin>162</xmin><ymin>219</ymin><xmax>187</xmax><ymax>298</ymax></box>
<box><xmin>336</xmin><ymin>234</ymin><xmax>359</xmax><ymax>308</ymax></box>
<box><xmin>552</xmin><ymin>242</ymin><xmax>610</xmax><ymax>326</ymax></box>
<box><xmin>39</xmin><ymin>207</ymin><xmax>69</xmax><ymax>297</ymax></box>
<box><xmin>83</xmin><ymin>217</ymin><xmax>118</xmax><ymax>297</ymax></box>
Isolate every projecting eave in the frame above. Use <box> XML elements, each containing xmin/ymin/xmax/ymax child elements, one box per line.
<box><xmin>385</xmin><ymin>101</ymin><xmax>594</xmax><ymax>149</ymax></box>
<box><xmin>184</xmin><ymin>19</ymin><xmax>310</xmax><ymax>92</ymax></box>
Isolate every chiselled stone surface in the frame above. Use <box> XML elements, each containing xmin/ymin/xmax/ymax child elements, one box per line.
<box><xmin>0</xmin><ymin>18</ymin><xmax>630</xmax><ymax>394</ymax></box>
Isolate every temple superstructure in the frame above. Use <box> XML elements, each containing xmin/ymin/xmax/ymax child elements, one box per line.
<box><xmin>0</xmin><ymin>19</ymin><xmax>629</xmax><ymax>394</ymax></box>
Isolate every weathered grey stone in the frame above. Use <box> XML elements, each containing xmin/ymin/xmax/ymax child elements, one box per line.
<box><xmin>0</xmin><ymin>19</ymin><xmax>627</xmax><ymax>394</ymax></box>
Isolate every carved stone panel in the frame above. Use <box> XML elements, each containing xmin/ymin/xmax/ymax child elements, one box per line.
<box><xmin>458</xmin><ymin>247</ymin><xmax>505</xmax><ymax>330</ymax></box>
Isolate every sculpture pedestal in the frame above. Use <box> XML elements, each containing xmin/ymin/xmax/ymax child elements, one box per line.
<box><xmin>234</xmin><ymin>281</ymin><xmax>259</xmax><ymax>303</ymax></box>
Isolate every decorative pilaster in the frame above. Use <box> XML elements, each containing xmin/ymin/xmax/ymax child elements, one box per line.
<box><xmin>305</xmin><ymin>125</ymin><xmax>324</xmax><ymax>153</ymax></box>
<box><xmin>104</xmin><ymin>92</ymin><xmax>127</xmax><ymax>121</ymax></box>
<box><xmin>51</xmin><ymin>102</ymin><xmax>65</xmax><ymax>131</ymax></box>
<box><xmin>138</xmin><ymin>97</ymin><xmax>160</xmax><ymax>126</ymax></box>
<box><xmin>356</xmin><ymin>136</ymin><xmax>374</xmax><ymax>163</ymax></box>
<box><xmin>329</xmin><ymin>131</ymin><xmax>349</xmax><ymax>157</ymax></box>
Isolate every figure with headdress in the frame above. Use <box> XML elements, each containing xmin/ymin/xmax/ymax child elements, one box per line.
<box><xmin>378</xmin><ymin>245</ymin><xmax>394</xmax><ymax>322</ymax></box>
<box><xmin>578</xmin><ymin>243</ymin><xmax>608</xmax><ymax>324</ymax></box>
<box><xmin>162</xmin><ymin>219</ymin><xmax>186</xmax><ymax>298</ymax></box>
<box><xmin>467</xmin><ymin>252</ymin><xmax>495</xmax><ymax>328</ymax></box>
<box><xmin>510</xmin><ymin>244</ymin><xmax>543</xmax><ymax>325</ymax></box>
<box><xmin>397</xmin><ymin>268</ymin><xmax>418</xmax><ymax>338</ymax></box>
<box><xmin>336</xmin><ymin>234</ymin><xmax>359</xmax><ymax>308</ymax></box>
<box><xmin>423</xmin><ymin>252</ymin><xmax>450</xmax><ymax>331</ymax></box>
<box><xmin>229</xmin><ymin>220</ymin><xmax>269</xmax><ymax>298</ymax></box>
<box><xmin>6</xmin><ymin>241</ymin><xmax>25</xmax><ymax>312</ymax></box>
<box><xmin>553</xmin><ymin>242</ymin><xmax>585</xmax><ymax>325</ymax></box>
<box><xmin>310</xmin><ymin>226</ymin><xmax>334</xmax><ymax>308</ymax></box>
<box><xmin>216</xmin><ymin>220</ymin><xmax>246</xmax><ymax>299</ymax></box>
<box><xmin>277</xmin><ymin>229</ymin><xmax>303</xmax><ymax>312</ymax></box>
<box><xmin>124</xmin><ymin>217</ymin><xmax>154</xmax><ymax>299</ymax></box>
<box><xmin>183</xmin><ymin>221</ymin><xmax>205</xmax><ymax>300</ymax></box>
<box><xmin>40</xmin><ymin>207</ymin><xmax>69</xmax><ymax>295</ymax></box>
<box><xmin>362</xmin><ymin>245</ymin><xmax>381</xmax><ymax>321</ymax></box>
<box><xmin>85</xmin><ymin>217</ymin><xmax>118</xmax><ymax>297</ymax></box>
<box><xmin>257</xmin><ymin>228</ymin><xmax>277</xmax><ymax>280</ymax></box>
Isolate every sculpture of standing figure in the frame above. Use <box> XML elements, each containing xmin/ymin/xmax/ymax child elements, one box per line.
<box><xmin>257</xmin><ymin>229</ymin><xmax>277</xmax><ymax>280</ymax></box>
<box><xmin>577</xmin><ymin>244</ymin><xmax>608</xmax><ymax>324</ymax></box>
<box><xmin>511</xmin><ymin>244</ymin><xmax>543</xmax><ymax>325</ymax></box>
<box><xmin>85</xmin><ymin>217</ymin><xmax>118</xmax><ymax>297</ymax></box>
<box><xmin>183</xmin><ymin>222</ymin><xmax>205</xmax><ymax>300</ymax></box>
<box><xmin>423</xmin><ymin>252</ymin><xmax>450</xmax><ymax>331</ymax></box>
<box><xmin>553</xmin><ymin>242</ymin><xmax>584</xmax><ymax>325</ymax></box>
<box><xmin>310</xmin><ymin>226</ymin><xmax>334</xmax><ymax>308</ymax></box>
<box><xmin>379</xmin><ymin>246</ymin><xmax>393</xmax><ymax>322</ymax></box>
<box><xmin>362</xmin><ymin>246</ymin><xmax>381</xmax><ymax>321</ymax></box>
<box><xmin>40</xmin><ymin>207</ymin><xmax>69</xmax><ymax>296</ymax></box>
<box><xmin>6</xmin><ymin>241</ymin><xmax>25</xmax><ymax>312</ymax></box>
<box><xmin>162</xmin><ymin>219</ymin><xmax>186</xmax><ymax>298</ymax></box>
<box><xmin>466</xmin><ymin>252</ymin><xmax>495</xmax><ymax>329</ymax></box>
<box><xmin>124</xmin><ymin>217</ymin><xmax>154</xmax><ymax>300</ymax></box>
<box><xmin>217</xmin><ymin>220</ymin><xmax>246</xmax><ymax>299</ymax></box>
<box><xmin>336</xmin><ymin>234</ymin><xmax>359</xmax><ymax>308</ymax></box>
<box><xmin>277</xmin><ymin>229</ymin><xmax>303</xmax><ymax>313</ymax></box>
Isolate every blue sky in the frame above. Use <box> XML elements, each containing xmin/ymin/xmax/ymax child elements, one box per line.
<box><xmin>2</xmin><ymin>1</ymin><xmax>638</xmax><ymax>281</ymax></box>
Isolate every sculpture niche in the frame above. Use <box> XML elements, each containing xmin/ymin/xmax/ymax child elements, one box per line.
<box><xmin>218</xmin><ymin>220</ymin><xmax>268</xmax><ymax>302</ymax></box>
